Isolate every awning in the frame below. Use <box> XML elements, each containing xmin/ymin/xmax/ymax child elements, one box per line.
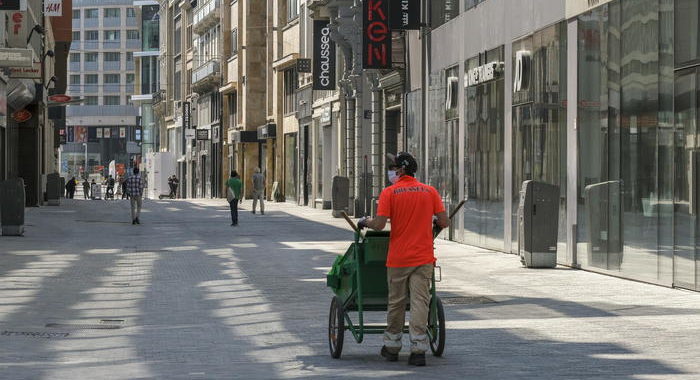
<box><xmin>231</xmin><ymin>130</ymin><xmax>259</xmax><ymax>143</ymax></box>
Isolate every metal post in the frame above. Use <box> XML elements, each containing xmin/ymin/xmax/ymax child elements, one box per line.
<box><xmin>83</xmin><ymin>143</ymin><xmax>88</xmax><ymax>180</ymax></box>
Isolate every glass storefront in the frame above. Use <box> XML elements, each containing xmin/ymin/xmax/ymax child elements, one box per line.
<box><xmin>142</xmin><ymin>5</ymin><xmax>160</xmax><ymax>51</ymax></box>
<box><xmin>463</xmin><ymin>46</ymin><xmax>505</xmax><ymax>250</ymax></box>
<box><xmin>577</xmin><ymin>0</ymin><xmax>674</xmax><ymax>283</ymax></box>
<box><xmin>512</xmin><ymin>23</ymin><xmax>568</xmax><ymax>258</ymax></box>
<box><xmin>405</xmin><ymin>90</ymin><xmax>423</xmax><ymax>177</ymax></box>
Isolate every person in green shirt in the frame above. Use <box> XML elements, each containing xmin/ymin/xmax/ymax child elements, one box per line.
<box><xmin>226</xmin><ymin>170</ymin><xmax>243</xmax><ymax>226</ymax></box>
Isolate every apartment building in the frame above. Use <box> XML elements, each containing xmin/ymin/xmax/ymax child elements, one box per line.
<box><xmin>63</xmin><ymin>0</ymin><xmax>140</xmax><ymax>179</ymax></box>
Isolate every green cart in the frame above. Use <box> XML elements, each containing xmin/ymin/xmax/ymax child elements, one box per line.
<box><xmin>325</xmin><ymin>229</ymin><xmax>445</xmax><ymax>359</ymax></box>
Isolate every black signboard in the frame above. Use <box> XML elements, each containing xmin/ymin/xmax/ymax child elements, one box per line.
<box><xmin>183</xmin><ymin>101</ymin><xmax>191</xmax><ymax>129</ymax></box>
<box><xmin>0</xmin><ymin>0</ymin><xmax>21</xmax><ymax>10</ymax></box>
<box><xmin>297</xmin><ymin>58</ymin><xmax>311</xmax><ymax>73</ymax></box>
<box><xmin>313</xmin><ymin>20</ymin><xmax>336</xmax><ymax>90</ymax></box>
<box><xmin>389</xmin><ymin>0</ymin><xmax>421</xmax><ymax>30</ymax></box>
<box><xmin>363</xmin><ymin>0</ymin><xmax>392</xmax><ymax>69</ymax></box>
<box><xmin>196</xmin><ymin>129</ymin><xmax>210</xmax><ymax>140</ymax></box>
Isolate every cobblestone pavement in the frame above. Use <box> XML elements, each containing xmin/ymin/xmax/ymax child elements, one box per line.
<box><xmin>1</xmin><ymin>198</ymin><xmax>700</xmax><ymax>379</ymax></box>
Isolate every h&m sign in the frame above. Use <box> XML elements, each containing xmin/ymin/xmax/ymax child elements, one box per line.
<box><xmin>313</xmin><ymin>20</ymin><xmax>336</xmax><ymax>90</ymax></box>
<box><xmin>363</xmin><ymin>0</ymin><xmax>392</xmax><ymax>69</ymax></box>
<box><xmin>389</xmin><ymin>0</ymin><xmax>420</xmax><ymax>30</ymax></box>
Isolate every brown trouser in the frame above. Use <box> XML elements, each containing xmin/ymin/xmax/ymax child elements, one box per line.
<box><xmin>384</xmin><ymin>263</ymin><xmax>433</xmax><ymax>354</ymax></box>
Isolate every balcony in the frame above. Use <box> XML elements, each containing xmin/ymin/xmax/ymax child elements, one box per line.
<box><xmin>84</xmin><ymin>62</ymin><xmax>98</xmax><ymax>71</ymax></box>
<box><xmin>103</xmin><ymin>17</ymin><xmax>121</xmax><ymax>27</ymax></box>
<box><xmin>192</xmin><ymin>60</ymin><xmax>220</xmax><ymax>93</ymax></box>
<box><xmin>84</xmin><ymin>84</ymin><xmax>99</xmax><ymax>93</ymax></box>
<box><xmin>68</xmin><ymin>85</ymin><xmax>81</xmax><ymax>93</ymax></box>
<box><xmin>72</xmin><ymin>19</ymin><xmax>80</xmax><ymax>28</ymax></box>
<box><xmin>103</xmin><ymin>61</ymin><xmax>121</xmax><ymax>71</ymax></box>
<box><xmin>126</xmin><ymin>40</ymin><xmax>140</xmax><ymax>50</ymax></box>
<box><xmin>83</xmin><ymin>41</ymin><xmax>98</xmax><ymax>50</ymax></box>
<box><xmin>125</xmin><ymin>84</ymin><xmax>135</xmax><ymax>95</ymax></box>
<box><xmin>126</xmin><ymin>17</ymin><xmax>137</xmax><ymax>27</ymax></box>
<box><xmin>126</xmin><ymin>61</ymin><xmax>135</xmax><ymax>71</ymax></box>
<box><xmin>193</xmin><ymin>0</ymin><xmax>220</xmax><ymax>35</ymax></box>
<box><xmin>69</xmin><ymin>62</ymin><xmax>80</xmax><ymax>72</ymax></box>
<box><xmin>84</xmin><ymin>18</ymin><xmax>98</xmax><ymax>28</ymax></box>
<box><xmin>71</xmin><ymin>41</ymin><xmax>81</xmax><ymax>50</ymax></box>
<box><xmin>103</xmin><ymin>84</ymin><xmax>121</xmax><ymax>94</ymax></box>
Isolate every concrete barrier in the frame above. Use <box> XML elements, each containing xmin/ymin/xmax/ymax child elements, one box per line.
<box><xmin>0</xmin><ymin>178</ymin><xmax>25</xmax><ymax>236</ymax></box>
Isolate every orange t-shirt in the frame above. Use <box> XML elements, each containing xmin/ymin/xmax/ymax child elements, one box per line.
<box><xmin>376</xmin><ymin>176</ymin><xmax>446</xmax><ymax>268</ymax></box>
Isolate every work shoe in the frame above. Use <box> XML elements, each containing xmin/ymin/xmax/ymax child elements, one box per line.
<box><xmin>136</xmin><ymin>218</ymin><xmax>140</xmax><ymax>224</ymax></box>
<box><xmin>408</xmin><ymin>352</ymin><xmax>426</xmax><ymax>366</ymax></box>
<box><xmin>380</xmin><ymin>346</ymin><xmax>398</xmax><ymax>362</ymax></box>
<box><xmin>132</xmin><ymin>220</ymin><xmax>136</xmax><ymax>225</ymax></box>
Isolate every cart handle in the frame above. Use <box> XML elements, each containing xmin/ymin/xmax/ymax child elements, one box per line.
<box><xmin>340</xmin><ymin>211</ymin><xmax>359</xmax><ymax>233</ymax></box>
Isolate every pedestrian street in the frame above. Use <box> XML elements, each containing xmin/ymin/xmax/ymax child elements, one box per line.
<box><xmin>1</xmin><ymin>198</ymin><xmax>700</xmax><ymax>379</ymax></box>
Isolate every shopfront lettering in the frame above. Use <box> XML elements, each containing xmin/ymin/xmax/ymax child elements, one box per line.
<box><xmin>363</xmin><ymin>0</ymin><xmax>392</xmax><ymax>69</ymax></box>
<box><xmin>465</xmin><ymin>62</ymin><xmax>503</xmax><ymax>87</ymax></box>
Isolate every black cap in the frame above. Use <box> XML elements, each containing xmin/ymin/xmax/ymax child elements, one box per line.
<box><xmin>388</xmin><ymin>152</ymin><xmax>418</xmax><ymax>176</ymax></box>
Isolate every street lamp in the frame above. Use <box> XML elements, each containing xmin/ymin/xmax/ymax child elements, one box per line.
<box><xmin>82</xmin><ymin>143</ymin><xmax>88</xmax><ymax>180</ymax></box>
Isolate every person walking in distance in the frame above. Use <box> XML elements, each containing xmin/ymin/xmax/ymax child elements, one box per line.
<box><xmin>226</xmin><ymin>171</ymin><xmax>242</xmax><ymax>226</ymax></box>
<box><xmin>125</xmin><ymin>167</ymin><xmax>146</xmax><ymax>224</ymax></box>
<box><xmin>357</xmin><ymin>152</ymin><xmax>449</xmax><ymax>367</ymax></box>
<box><xmin>65</xmin><ymin>177</ymin><xmax>77</xmax><ymax>199</ymax></box>
<box><xmin>82</xmin><ymin>178</ymin><xmax>90</xmax><ymax>199</ymax></box>
<box><xmin>119</xmin><ymin>175</ymin><xmax>128</xmax><ymax>199</ymax></box>
<box><xmin>252</xmin><ymin>167</ymin><xmax>265</xmax><ymax>215</ymax></box>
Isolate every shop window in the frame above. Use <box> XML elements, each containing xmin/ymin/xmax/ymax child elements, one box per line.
<box><xmin>284</xmin><ymin>68</ymin><xmax>298</xmax><ymax>114</ymax></box>
<box><xmin>445</xmin><ymin>66</ymin><xmax>459</xmax><ymax>120</ymax></box>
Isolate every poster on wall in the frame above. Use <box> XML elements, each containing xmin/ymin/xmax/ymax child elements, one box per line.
<box><xmin>103</xmin><ymin>128</ymin><xmax>111</xmax><ymax>138</ymax></box>
<box><xmin>74</xmin><ymin>126</ymin><xmax>87</xmax><ymax>143</ymax></box>
<box><xmin>119</xmin><ymin>127</ymin><xmax>126</xmax><ymax>138</ymax></box>
<box><xmin>96</xmin><ymin>128</ymin><xmax>103</xmax><ymax>138</ymax></box>
<box><xmin>313</xmin><ymin>19</ymin><xmax>336</xmax><ymax>90</ymax></box>
<box><xmin>363</xmin><ymin>0</ymin><xmax>392</xmax><ymax>69</ymax></box>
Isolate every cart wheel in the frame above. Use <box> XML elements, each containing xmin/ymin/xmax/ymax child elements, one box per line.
<box><xmin>428</xmin><ymin>296</ymin><xmax>445</xmax><ymax>357</ymax></box>
<box><xmin>328</xmin><ymin>296</ymin><xmax>345</xmax><ymax>359</ymax></box>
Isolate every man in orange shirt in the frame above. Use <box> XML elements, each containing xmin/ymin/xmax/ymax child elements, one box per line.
<box><xmin>358</xmin><ymin>152</ymin><xmax>449</xmax><ymax>366</ymax></box>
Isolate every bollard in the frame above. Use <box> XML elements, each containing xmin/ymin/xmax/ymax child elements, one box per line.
<box><xmin>0</xmin><ymin>178</ymin><xmax>25</xmax><ymax>236</ymax></box>
<box><xmin>46</xmin><ymin>173</ymin><xmax>61</xmax><ymax>206</ymax></box>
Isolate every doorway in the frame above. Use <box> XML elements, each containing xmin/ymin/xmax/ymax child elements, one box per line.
<box><xmin>302</xmin><ymin>125</ymin><xmax>310</xmax><ymax>206</ymax></box>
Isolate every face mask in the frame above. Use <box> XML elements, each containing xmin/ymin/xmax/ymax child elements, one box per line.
<box><xmin>388</xmin><ymin>170</ymin><xmax>399</xmax><ymax>184</ymax></box>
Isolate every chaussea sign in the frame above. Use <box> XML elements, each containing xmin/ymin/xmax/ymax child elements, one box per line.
<box><xmin>363</xmin><ymin>0</ymin><xmax>392</xmax><ymax>69</ymax></box>
<box><xmin>313</xmin><ymin>19</ymin><xmax>336</xmax><ymax>91</ymax></box>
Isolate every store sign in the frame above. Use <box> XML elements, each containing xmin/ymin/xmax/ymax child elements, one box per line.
<box><xmin>119</xmin><ymin>127</ymin><xmax>126</xmax><ymax>138</ymax></box>
<box><xmin>0</xmin><ymin>48</ymin><xmax>32</xmax><ymax>67</ymax></box>
<box><xmin>313</xmin><ymin>20</ymin><xmax>336</xmax><ymax>90</ymax></box>
<box><xmin>7</xmin><ymin>11</ymin><xmax>26</xmax><ymax>48</ymax></box>
<box><xmin>389</xmin><ymin>0</ymin><xmax>420</xmax><ymax>30</ymax></box>
<box><xmin>196</xmin><ymin>129</ymin><xmax>210</xmax><ymax>140</ymax></box>
<box><xmin>9</xmin><ymin>60</ymin><xmax>40</xmax><ymax>78</ymax></box>
<box><xmin>185</xmin><ymin>129</ymin><xmax>196</xmax><ymax>140</ymax></box>
<box><xmin>566</xmin><ymin>0</ymin><xmax>614</xmax><ymax>18</ymax></box>
<box><xmin>0</xmin><ymin>0</ymin><xmax>21</xmax><ymax>10</ymax></box>
<box><xmin>12</xmin><ymin>109</ymin><xmax>31</xmax><ymax>122</ymax></box>
<box><xmin>48</xmin><ymin>94</ymin><xmax>72</xmax><ymax>103</ymax></box>
<box><xmin>363</xmin><ymin>0</ymin><xmax>392</xmax><ymax>69</ymax></box>
<box><xmin>183</xmin><ymin>101</ymin><xmax>191</xmax><ymax>129</ymax></box>
<box><xmin>44</xmin><ymin>0</ymin><xmax>63</xmax><ymax>16</ymax></box>
<box><xmin>464</xmin><ymin>62</ymin><xmax>503</xmax><ymax>87</ymax></box>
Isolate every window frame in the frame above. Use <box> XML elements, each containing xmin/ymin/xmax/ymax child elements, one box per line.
<box><xmin>85</xmin><ymin>8</ymin><xmax>98</xmax><ymax>19</ymax></box>
<box><xmin>104</xmin><ymin>8</ymin><xmax>121</xmax><ymax>18</ymax></box>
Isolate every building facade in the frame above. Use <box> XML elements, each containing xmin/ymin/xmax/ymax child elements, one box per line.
<box><xmin>63</xmin><ymin>0</ymin><xmax>140</xmax><ymax>179</ymax></box>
